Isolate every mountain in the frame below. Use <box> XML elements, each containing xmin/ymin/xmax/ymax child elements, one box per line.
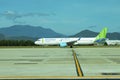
<box><xmin>71</xmin><ymin>30</ymin><xmax>120</xmax><ymax>40</ymax></box>
<box><xmin>6</xmin><ymin>36</ymin><xmax>37</xmax><ymax>41</ymax></box>
<box><xmin>0</xmin><ymin>25</ymin><xmax>120</xmax><ymax>40</ymax></box>
<box><xmin>107</xmin><ymin>32</ymin><xmax>120</xmax><ymax>40</ymax></box>
<box><xmin>0</xmin><ymin>33</ymin><xmax>5</xmax><ymax>40</ymax></box>
<box><xmin>71</xmin><ymin>30</ymin><xmax>98</xmax><ymax>37</ymax></box>
<box><xmin>0</xmin><ymin>25</ymin><xmax>66</xmax><ymax>40</ymax></box>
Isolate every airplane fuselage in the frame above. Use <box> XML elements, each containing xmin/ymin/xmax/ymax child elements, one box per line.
<box><xmin>35</xmin><ymin>37</ymin><xmax>96</xmax><ymax>46</ymax></box>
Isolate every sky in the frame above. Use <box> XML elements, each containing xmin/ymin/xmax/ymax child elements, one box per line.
<box><xmin>0</xmin><ymin>0</ymin><xmax>120</xmax><ymax>35</ymax></box>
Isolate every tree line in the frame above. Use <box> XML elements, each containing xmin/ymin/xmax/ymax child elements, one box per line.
<box><xmin>0</xmin><ymin>40</ymin><xmax>35</xmax><ymax>46</ymax></box>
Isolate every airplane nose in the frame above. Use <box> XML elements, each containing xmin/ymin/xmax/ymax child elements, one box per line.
<box><xmin>34</xmin><ymin>41</ymin><xmax>38</xmax><ymax>45</ymax></box>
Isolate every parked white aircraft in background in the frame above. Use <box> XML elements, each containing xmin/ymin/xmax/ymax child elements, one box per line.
<box><xmin>35</xmin><ymin>27</ymin><xmax>108</xmax><ymax>48</ymax></box>
<box><xmin>106</xmin><ymin>39</ymin><xmax>120</xmax><ymax>46</ymax></box>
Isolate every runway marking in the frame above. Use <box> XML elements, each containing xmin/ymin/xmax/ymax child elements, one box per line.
<box><xmin>0</xmin><ymin>76</ymin><xmax>120</xmax><ymax>79</ymax></box>
<box><xmin>101</xmin><ymin>73</ymin><xmax>120</xmax><ymax>75</ymax></box>
<box><xmin>14</xmin><ymin>63</ymin><xmax>38</xmax><ymax>64</ymax></box>
<box><xmin>72</xmin><ymin>49</ymin><xmax>84</xmax><ymax>77</ymax></box>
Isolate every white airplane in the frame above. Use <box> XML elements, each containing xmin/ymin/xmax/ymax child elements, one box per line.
<box><xmin>35</xmin><ymin>27</ymin><xmax>108</xmax><ymax>47</ymax></box>
<box><xmin>106</xmin><ymin>39</ymin><xmax>120</xmax><ymax>46</ymax></box>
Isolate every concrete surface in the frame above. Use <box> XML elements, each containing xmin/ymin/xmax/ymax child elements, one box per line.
<box><xmin>0</xmin><ymin>47</ymin><xmax>120</xmax><ymax>79</ymax></box>
<box><xmin>75</xmin><ymin>48</ymin><xmax>120</xmax><ymax>76</ymax></box>
<box><xmin>0</xmin><ymin>48</ymin><xmax>76</xmax><ymax>76</ymax></box>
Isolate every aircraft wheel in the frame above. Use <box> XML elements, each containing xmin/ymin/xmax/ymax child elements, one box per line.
<box><xmin>70</xmin><ymin>46</ymin><xmax>73</xmax><ymax>48</ymax></box>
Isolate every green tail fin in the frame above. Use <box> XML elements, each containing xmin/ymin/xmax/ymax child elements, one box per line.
<box><xmin>95</xmin><ymin>27</ymin><xmax>108</xmax><ymax>40</ymax></box>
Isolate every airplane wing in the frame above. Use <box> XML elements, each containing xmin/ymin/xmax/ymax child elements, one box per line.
<box><xmin>59</xmin><ymin>38</ymin><xmax>80</xmax><ymax>47</ymax></box>
<box><xmin>66</xmin><ymin>40</ymin><xmax>78</xmax><ymax>46</ymax></box>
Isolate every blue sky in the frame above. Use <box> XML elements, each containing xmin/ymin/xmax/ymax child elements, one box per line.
<box><xmin>0</xmin><ymin>0</ymin><xmax>120</xmax><ymax>35</ymax></box>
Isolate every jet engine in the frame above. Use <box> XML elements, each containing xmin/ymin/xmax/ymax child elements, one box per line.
<box><xmin>59</xmin><ymin>42</ymin><xmax>67</xmax><ymax>47</ymax></box>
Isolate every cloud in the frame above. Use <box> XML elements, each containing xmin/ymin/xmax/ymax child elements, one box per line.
<box><xmin>0</xmin><ymin>10</ymin><xmax>55</xmax><ymax>24</ymax></box>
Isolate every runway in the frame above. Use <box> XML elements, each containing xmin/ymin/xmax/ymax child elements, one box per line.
<box><xmin>0</xmin><ymin>47</ymin><xmax>120</xmax><ymax>79</ymax></box>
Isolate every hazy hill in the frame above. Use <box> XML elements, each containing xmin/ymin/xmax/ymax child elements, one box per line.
<box><xmin>72</xmin><ymin>30</ymin><xmax>98</xmax><ymax>37</ymax></box>
<box><xmin>6</xmin><ymin>36</ymin><xmax>37</xmax><ymax>41</ymax></box>
<box><xmin>0</xmin><ymin>25</ymin><xmax>66</xmax><ymax>38</ymax></box>
<box><xmin>0</xmin><ymin>25</ymin><xmax>120</xmax><ymax>40</ymax></box>
<box><xmin>107</xmin><ymin>32</ymin><xmax>120</xmax><ymax>40</ymax></box>
<box><xmin>0</xmin><ymin>33</ymin><xmax>5</xmax><ymax>40</ymax></box>
<box><xmin>71</xmin><ymin>30</ymin><xmax>120</xmax><ymax>40</ymax></box>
